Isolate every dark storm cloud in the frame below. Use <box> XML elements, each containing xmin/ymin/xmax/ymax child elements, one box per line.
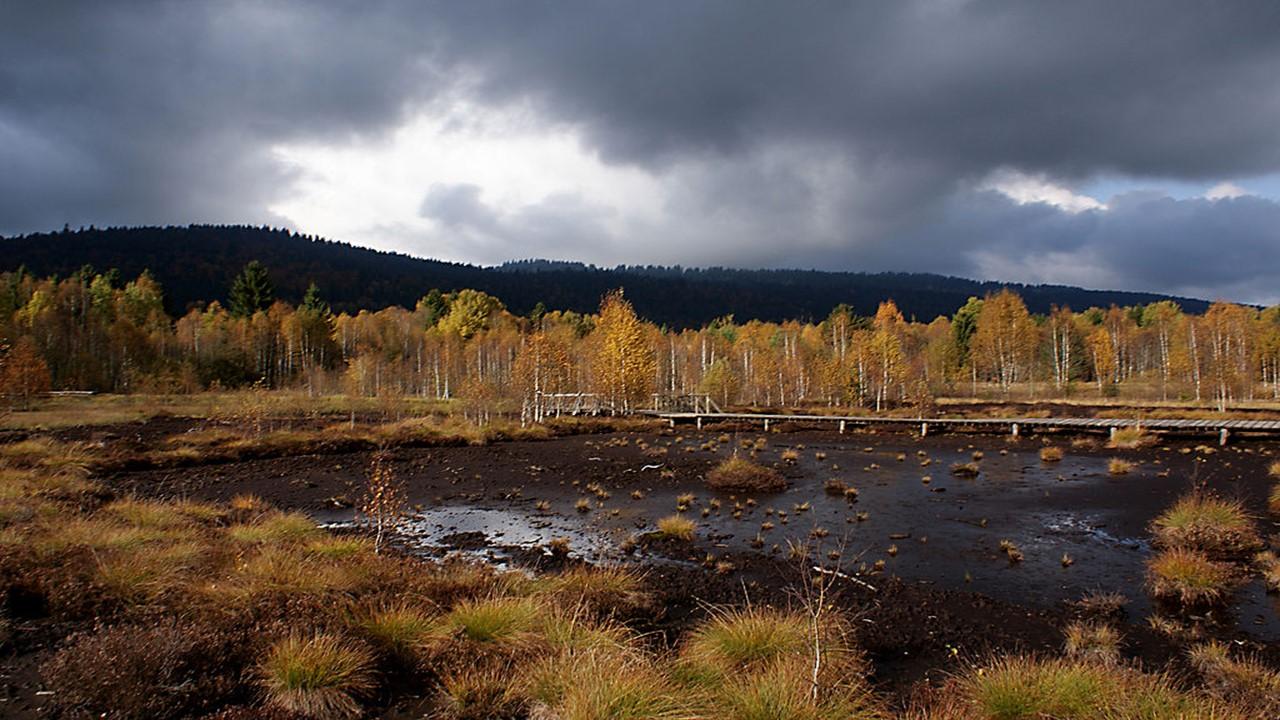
<box><xmin>3</xmin><ymin>1</ymin><xmax>1280</xmax><ymax>301</ymax></box>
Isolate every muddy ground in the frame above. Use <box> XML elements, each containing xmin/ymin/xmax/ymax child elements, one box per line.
<box><xmin>81</xmin><ymin>417</ymin><xmax>1280</xmax><ymax>702</ymax></box>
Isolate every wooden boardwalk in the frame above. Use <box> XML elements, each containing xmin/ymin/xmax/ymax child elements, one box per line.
<box><xmin>648</xmin><ymin>411</ymin><xmax>1280</xmax><ymax>443</ymax></box>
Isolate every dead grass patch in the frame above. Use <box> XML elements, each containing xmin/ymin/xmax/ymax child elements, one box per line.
<box><xmin>705</xmin><ymin>455</ymin><xmax>786</xmax><ymax>492</ymax></box>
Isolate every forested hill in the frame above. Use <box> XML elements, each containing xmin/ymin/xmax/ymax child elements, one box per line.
<box><xmin>0</xmin><ymin>225</ymin><xmax>1210</xmax><ymax>326</ymax></box>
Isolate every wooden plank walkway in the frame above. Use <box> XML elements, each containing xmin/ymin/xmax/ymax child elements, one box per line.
<box><xmin>646</xmin><ymin>411</ymin><xmax>1280</xmax><ymax>443</ymax></box>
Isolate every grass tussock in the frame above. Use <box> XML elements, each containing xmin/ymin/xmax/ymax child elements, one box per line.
<box><xmin>705</xmin><ymin>455</ymin><xmax>786</xmax><ymax>493</ymax></box>
<box><xmin>1107</xmin><ymin>458</ymin><xmax>1134</xmax><ymax>475</ymax></box>
<box><xmin>1072</xmin><ymin>591</ymin><xmax>1128</xmax><ymax>619</ymax></box>
<box><xmin>528</xmin><ymin>649</ymin><xmax>697</xmax><ymax>720</ymax></box>
<box><xmin>1257</xmin><ymin>551</ymin><xmax>1280</xmax><ymax>593</ymax></box>
<box><xmin>1039</xmin><ymin>446</ymin><xmax>1064</xmax><ymax>463</ymax></box>
<box><xmin>676</xmin><ymin>607</ymin><xmax>880</xmax><ymax>718</ymax></box>
<box><xmin>950</xmin><ymin>461</ymin><xmax>980</xmax><ymax>477</ymax></box>
<box><xmin>1269</xmin><ymin>482</ymin><xmax>1280</xmax><ymax>514</ymax></box>
<box><xmin>437</xmin><ymin>662</ymin><xmax>527</xmax><ymax>719</ymax></box>
<box><xmin>228</xmin><ymin>512</ymin><xmax>322</xmax><ymax>544</ymax></box>
<box><xmin>538</xmin><ymin>565</ymin><xmax>651</xmax><ymax>616</ymax></box>
<box><xmin>1062</xmin><ymin>621</ymin><xmax>1121</xmax><ymax>665</ymax></box>
<box><xmin>257</xmin><ymin>633</ymin><xmax>377</xmax><ymax>720</ymax></box>
<box><xmin>1146</xmin><ymin>548</ymin><xmax>1238</xmax><ymax>607</ymax></box>
<box><xmin>954</xmin><ymin>655</ymin><xmax>1241</xmax><ymax>720</ymax></box>
<box><xmin>1188</xmin><ymin>641</ymin><xmax>1280</xmax><ymax>715</ymax></box>
<box><xmin>1109</xmin><ymin>426</ymin><xmax>1153</xmax><ymax>449</ymax></box>
<box><xmin>655</xmin><ymin>514</ymin><xmax>697</xmax><ymax>542</ymax></box>
<box><xmin>1150</xmin><ymin>493</ymin><xmax>1260</xmax><ymax>556</ymax></box>
<box><xmin>355</xmin><ymin>603</ymin><xmax>436</xmax><ymax>662</ymax></box>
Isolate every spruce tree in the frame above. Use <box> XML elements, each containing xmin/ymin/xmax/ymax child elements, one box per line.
<box><xmin>228</xmin><ymin>261</ymin><xmax>274</xmax><ymax>317</ymax></box>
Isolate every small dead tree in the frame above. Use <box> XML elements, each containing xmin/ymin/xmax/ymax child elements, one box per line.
<box><xmin>789</xmin><ymin>533</ymin><xmax>872</xmax><ymax>704</ymax></box>
<box><xmin>359</xmin><ymin>449</ymin><xmax>407</xmax><ymax>554</ymax></box>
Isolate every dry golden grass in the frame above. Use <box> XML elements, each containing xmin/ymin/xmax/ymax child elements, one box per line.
<box><xmin>705</xmin><ymin>455</ymin><xmax>786</xmax><ymax>492</ymax></box>
<box><xmin>950</xmin><ymin>461</ymin><xmax>980</xmax><ymax>477</ymax></box>
<box><xmin>1039</xmin><ymin>446</ymin><xmax>1064</xmax><ymax>462</ymax></box>
<box><xmin>228</xmin><ymin>512</ymin><xmax>322</xmax><ymax>544</ymax></box>
<box><xmin>1150</xmin><ymin>493</ymin><xmax>1260</xmax><ymax>556</ymax></box>
<box><xmin>1255</xmin><ymin>551</ymin><xmax>1280</xmax><ymax>594</ymax></box>
<box><xmin>1188</xmin><ymin>641</ymin><xmax>1280</xmax><ymax>714</ymax></box>
<box><xmin>954</xmin><ymin>655</ymin><xmax>1245</xmax><ymax>720</ymax></box>
<box><xmin>527</xmin><ymin>649</ymin><xmax>697</xmax><ymax>720</ymax></box>
<box><xmin>1072</xmin><ymin>591</ymin><xmax>1128</xmax><ymax>618</ymax></box>
<box><xmin>354</xmin><ymin>603</ymin><xmax>436</xmax><ymax>662</ymax></box>
<box><xmin>1063</xmin><ymin>621</ymin><xmax>1121</xmax><ymax>665</ymax></box>
<box><xmin>257</xmin><ymin>633</ymin><xmax>376</xmax><ymax>720</ymax></box>
<box><xmin>655</xmin><ymin>514</ymin><xmax>696</xmax><ymax>541</ymax></box>
<box><xmin>1146</xmin><ymin>548</ymin><xmax>1237</xmax><ymax>606</ymax></box>
<box><xmin>1107</xmin><ymin>458</ymin><xmax>1135</xmax><ymax>475</ymax></box>
<box><xmin>537</xmin><ymin>565</ymin><xmax>650</xmax><ymax>616</ymax></box>
<box><xmin>1109</xmin><ymin>426</ymin><xmax>1153</xmax><ymax>449</ymax></box>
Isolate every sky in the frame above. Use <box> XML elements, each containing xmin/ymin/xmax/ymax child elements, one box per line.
<box><xmin>3</xmin><ymin>2</ymin><xmax>1280</xmax><ymax>303</ymax></box>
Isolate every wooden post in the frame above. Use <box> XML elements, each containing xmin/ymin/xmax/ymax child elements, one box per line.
<box><xmin>1109</xmin><ymin>427</ymin><xmax>1117</xmax><ymax>442</ymax></box>
<box><xmin>839</xmin><ymin>420</ymin><xmax>846</xmax><ymax>434</ymax></box>
<box><xmin>764</xmin><ymin>418</ymin><xmax>770</xmax><ymax>432</ymax></box>
<box><xmin>696</xmin><ymin>416</ymin><xmax>702</xmax><ymax>430</ymax></box>
<box><xmin>1219</xmin><ymin>427</ymin><xmax>1229</xmax><ymax>446</ymax></box>
<box><xmin>1011</xmin><ymin>422</ymin><xmax>1019</xmax><ymax>438</ymax></box>
<box><xmin>920</xmin><ymin>421</ymin><xmax>928</xmax><ymax>437</ymax></box>
<box><xmin>669</xmin><ymin>418</ymin><xmax>675</xmax><ymax>428</ymax></box>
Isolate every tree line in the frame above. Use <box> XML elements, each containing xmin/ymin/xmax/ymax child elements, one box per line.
<box><xmin>1</xmin><ymin>262</ymin><xmax>1277</xmax><ymax>414</ymax></box>
<box><xmin>2</xmin><ymin>225</ymin><xmax>1209</xmax><ymax>327</ymax></box>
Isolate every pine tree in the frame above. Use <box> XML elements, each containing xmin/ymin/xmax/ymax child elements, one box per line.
<box><xmin>300</xmin><ymin>282</ymin><xmax>330</xmax><ymax>316</ymax></box>
<box><xmin>228</xmin><ymin>261</ymin><xmax>274</xmax><ymax>318</ymax></box>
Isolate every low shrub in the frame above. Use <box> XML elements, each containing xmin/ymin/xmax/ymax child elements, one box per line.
<box><xmin>1150</xmin><ymin>493</ymin><xmax>1260</xmax><ymax>556</ymax></box>
<box><xmin>705</xmin><ymin>455</ymin><xmax>786</xmax><ymax>493</ymax></box>
<box><xmin>257</xmin><ymin>633</ymin><xmax>376</xmax><ymax>720</ymax></box>
<box><xmin>1146</xmin><ymin>548</ymin><xmax>1237</xmax><ymax>606</ymax></box>
<box><xmin>43</xmin><ymin>619</ymin><xmax>242</xmax><ymax>719</ymax></box>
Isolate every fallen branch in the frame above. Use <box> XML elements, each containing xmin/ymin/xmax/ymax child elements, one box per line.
<box><xmin>811</xmin><ymin>564</ymin><xmax>877</xmax><ymax>592</ymax></box>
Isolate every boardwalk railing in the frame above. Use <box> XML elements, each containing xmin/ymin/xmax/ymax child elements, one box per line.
<box><xmin>646</xmin><ymin>411</ymin><xmax>1280</xmax><ymax>444</ymax></box>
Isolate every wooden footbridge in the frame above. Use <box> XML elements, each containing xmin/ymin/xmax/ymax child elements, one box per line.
<box><xmin>647</xmin><ymin>411</ymin><xmax>1280</xmax><ymax>445</ymax></box>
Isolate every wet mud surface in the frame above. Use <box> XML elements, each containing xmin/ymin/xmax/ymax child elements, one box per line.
<box><xmin>101</xmin><ymin>422</ymin><xmax>1280</xmax><ymax>691</ymax></box>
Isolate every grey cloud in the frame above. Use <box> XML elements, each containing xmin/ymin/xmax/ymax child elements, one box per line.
<box><xmin>3</xmin><ymin>1</ymin><xmax>1280</xmax><ymax>301</ymax></box>
<box><xmin>417</xmin><ymin>183</ymin><xmax>613</xmax><ymax>261</ymax></box>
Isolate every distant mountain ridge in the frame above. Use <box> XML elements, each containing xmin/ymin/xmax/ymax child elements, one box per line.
<box><xmin>0</xmin><ymin>225</ymin><xmax>1211</xmax><ymax>327</ymax></box>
